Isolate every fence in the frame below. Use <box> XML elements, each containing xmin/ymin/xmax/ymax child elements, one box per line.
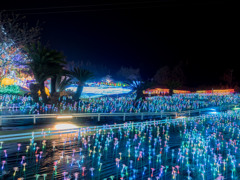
<box><xmin>0</xmin><ymin>116</ymin><xmax>200</xmax><ymax>142</ymax></box>
<box><xmin>0</xmin><ymin>104</ymin><xmax>236</xmax><ymax>126</ymax></box>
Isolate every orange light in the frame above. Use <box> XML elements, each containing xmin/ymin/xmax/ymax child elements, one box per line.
<box><xmin>143</xmin><ymin>88</ymin><xmax>169</xmax><ymax>95</ymax></box>
<box><xmin>196</xmin><ymin>89</ymin><xmax>234</xmax><ymax>94</ymax></box>
<box><xmin>173</xmin><ymin>90</ymin><xmax>191</xmax><ymax>94</ymax></box>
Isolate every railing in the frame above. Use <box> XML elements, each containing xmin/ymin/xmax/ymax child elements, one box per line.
<box><xmin>0</xmin><ymin>111</ymin><xmax>170</xmax><ymax>125</ymax></box>
<box><xmin>0</xmin><ymin>116</ymin><xmax>200</xmax><ymax>142</ymax></box>
<box><xmin>0</xmin><ymin>104</ymin><xmax>236</xmax><ymax>126</ymax></box>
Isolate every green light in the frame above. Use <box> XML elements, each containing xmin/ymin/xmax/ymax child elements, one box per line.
<box><xmin>233</xmin><ymin>108</ymin><xmax>240</xmax><ymax>110</ymax></box>
<box><xmin>0</xmin><ymin>85</ymin><xmax>20</xmax><ymax>94</ymax></box>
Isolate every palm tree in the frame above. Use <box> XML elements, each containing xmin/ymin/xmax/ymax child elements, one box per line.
<box><xmin>70</xmin><ymin>67</ymin><xmax>94</xmax><ymax>101</ymax></box>
<box><xmin>25</xmin><ymin>42</ymin><xmax>66</xmax><ymax>103</ymax></box>
<box><xmin>56</xmin><ymin>75</ymin><xmax>72</xmax><ymax>92</ymax></box>
<box><xmin>50</xmin><ymin>63</ymin><xmax>67</xmax><ymax>96</ymax></box>
<box><xmin>128</xmin><ymin>80</ymin><xmax>154</xmax><ymax>100</ymax></box>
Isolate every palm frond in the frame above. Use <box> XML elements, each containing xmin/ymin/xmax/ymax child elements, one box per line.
<box><xmin>56</xmin><ymin>76</ymin><xmax>72</xmax><ymax>92</ymax></box>
<box><xmin>25</xmin><ymin>42</ymin><xmax>66</xmax><ymax>84</ymax></box>
<box><xmin>70</xmin><ymin>67</ymin><xmax>94</xmax><ymax>85</ymax></box>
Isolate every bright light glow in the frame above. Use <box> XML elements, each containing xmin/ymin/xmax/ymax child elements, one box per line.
<box><xmin>173</xmin><ymin>90</ymin><xmax>191</xmax><ymax>94</ymax></box>
<box><xmin>196</xmin><ymin>89</ymin><xmax>234</xmax><ymax>94</ymax></box>
<box><xmin>54</xmin><ymin>123</ymin><xmax>78</xmax><ymax>130</ymax></box>
<box><xmin>66</xmin><ymin>86</ymin><xmax>131</xmax><ymax>98</ymax></box>
<box><xmin>0</xmin><ymin>38</ymin><xmax>34</xmax><ymax>89</ymax></box>
<box><xmin>233</xmin><ymin>108</ymin><xmax>240</xmax><ymax>110</ymax></box>
<box><xmin>106</xmin><ymin>79</ymin><xmax>111</xmax><ymax>83</ymax></box>
<box><xmin>177</xmin><ymin>116</ymin><xmax>187</xmax><ymax>119</ymax></box>
<box><xmin>143</xmin><ymin>88</ymin><xmax>169</xmax><ymax>95</ymax></box>
<box><xmin>209</xmin><ymin>111</ymin><xmax>218</xmax><ymax>114</ymax></box>
<box><xmin>38</xmin><ymin>87</ymin><xmax>50</xmax><ymax>96</ymax></box>
<box><xmin>56</xmin><ymin>115</ymin><xmax>73</xmax><ymax>119</ymax></box>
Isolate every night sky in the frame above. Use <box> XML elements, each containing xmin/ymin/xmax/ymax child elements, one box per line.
<box><xmin>1</xmin><ymin>0</ymin><xmax>236</xmax><ymax>87</ymax></box>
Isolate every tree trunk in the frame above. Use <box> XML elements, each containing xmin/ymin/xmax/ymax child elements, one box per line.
<box><xmin>29</xmin><ymin>83</ymin><xmax>40</xmax><ymax>103</ymax></box>
<box><xmin>40</xmin><ymin>81</ymin><xmax>48</xmax><ymax>103</ymax></box>
<box><xmin>135</xmin><ymin>89</ymin><xmax>144</xmax><ymax>100</ymax></box>
<box><xmin>74</xmin><ymin>85</ymin><xmax>84</xmax><ymax>101</ymax></box>
<box><xmin>51</xmin><ymin>75</ymin><xmax>57</xmax><ymax>96</ymax></box>
<box><xmin>169</xmin><ymin>88</ymin><xmax>173</xmax><ymax>96</ymax></box>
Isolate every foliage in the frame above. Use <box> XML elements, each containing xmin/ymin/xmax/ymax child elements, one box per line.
<box><xmin>154</xmin><ymin>64</ymin><xmax>185</xmax><ymax>95</ymax></box>
<box><xmin>67</xmin><ymin>60</ymin><xmax>109</xmax><ymax>81</ymax></box>
<box><xmin>0</xmin><ymin>12</ymin><xmax>40</xmax><ymax>81</ymax></box>
<box><xmin>56</xmin><ymin>76</ymin><xmax>72</xmax><ymax>92</ymax></box>
<box><xmin>128</xmin><ymin>80</ymin><xmax>154</xmax><ymax>100</ymax></box>
<box><xmin>223</xmin><ymin>69</ymin><xmax>234</xmax><ymax>88</ymax></box>
<box><xmin>29</xmin><ymin>83</ymin><xmax>40</xmax><ymax>102</ymax></box>
<box><xmin>0</xmin><ymin>12</ymin><xmax>40</xmax><ymax>45</ymax></box>
<box><xmin>117</xmin><ymin>66</ymin><xmax>141</xmax><ymax>81</ymax></box>
<box><xmin>49</xmin><ymin>61</ymin><xmax>67</xmax><ymax>96</ymax></box>
<box><xmin>25</xmin><ymin>42</ymin><xmax>64</xmax><ymax>83</ymax></box>
<box><xmin>70</xmin><ymin>67</ymin><xmax>94</xmax><ymax>100</ymax></box>
<box><xmin>25</xmin><ymin>42</ymin><xmax>66</xmax><ymax>103</ymax></box>
<box><xmin>0</xmin><ymin>43</ymin><xmax>29</xmax><ymax>76</ymax></box>
<box><xmin>70</xmin><ymin>67</ymin><xmax>94</xmax><ymax>85</ymax></box>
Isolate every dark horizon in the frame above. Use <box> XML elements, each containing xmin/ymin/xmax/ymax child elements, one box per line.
<box><xmin>1</xmin><ymin>0</ymin><xmax>237</xmax><ymax>87</ymax></box>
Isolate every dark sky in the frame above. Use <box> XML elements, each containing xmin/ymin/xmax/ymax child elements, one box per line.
<box><xmin>1</xmin><ymin>0</ymin><xmax>237</xmax><ymax>87</ymax></box>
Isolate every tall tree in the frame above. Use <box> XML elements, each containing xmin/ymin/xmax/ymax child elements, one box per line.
<box><xmin>0</xmin><ymin>12</ymin><xmax>40</xmax><ymax>81</ymax></box>
<box><xmin>67</xmin><ymin>60</ymin><xmax>109</xmax><ymax>81</ymax></box>
<box><xmin>25</xmin><ymin>42</ymin><xmax>65</xmax><ymax>103</ymax></box>
<box><xmin>56</xmin><ymin>76</ymin><xmax>72</xmax><ymax>93</ymax></box>
<box><xmin>117</xmin><ymin>66</ymin><xmax>141</xmax><ymax>81</ymax></box>
<box><xmin>49</xmin><ymin>54</ymin><xmax>67</xmax><ymax>96</ymax></box>
<box><xmin>223</xmin><ymin>69</ymin><xmax>234</xmax><ymax>88</ymax></box>
<box><xmin>70</xmin><ymin>67</ymin><xmax>94</xmax><ymax>101</ymax></box>
<box><xmin>0</xmin><ymin>12</ymin><xmax>40</xmax><ymax>45</ymax></box>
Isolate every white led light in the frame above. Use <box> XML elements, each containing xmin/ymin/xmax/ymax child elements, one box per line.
<box><xmin>56</xmin><ymin>116</ymin><xmax>73</xmax><ymax>119</ymax></box>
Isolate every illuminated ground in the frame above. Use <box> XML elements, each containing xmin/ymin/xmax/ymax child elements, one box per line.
<box><xmin>1</xmin><ymin>108</ymin><xmax>240</xmax><ymax>179</ymax></box>
<box><xmin>66</xmin><ymin>85</ymin><xmax>132</xmax><ymax>98</ymax></box>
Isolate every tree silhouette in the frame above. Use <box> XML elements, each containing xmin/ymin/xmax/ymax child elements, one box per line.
<box><xmin>128</xmin><ymin>80</ymin><xmax>154</xmax><ymax>100</ymax></box>
<box><xmin>154</xmin><ymin>64</ymin><xmax>185</xmax><ymax>95</ymax></box>
<box><xmin>223</xmin><ymin>69</ymin><xmax>234</xmax><ymax>88</ymax></box>
<box><xmin>117</xmin><ymin>66</ymin><xmax>141</xmax><ymax>81</ymax></box>
<box><xmin>70</xmin><ymin>67</ymin><xmax>94</xmax><ymax>101</ymax></box>
<box><xmin>25</xmin><ymin>42</ymin><xmax>65</xmax><ymax>103</ymax></box>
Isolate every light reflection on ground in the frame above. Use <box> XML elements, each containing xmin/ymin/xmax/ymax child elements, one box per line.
<box><xmin>54</xmin><ymin>123</ymin><xmax>78</xmax><ymax>130</ymax></box>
